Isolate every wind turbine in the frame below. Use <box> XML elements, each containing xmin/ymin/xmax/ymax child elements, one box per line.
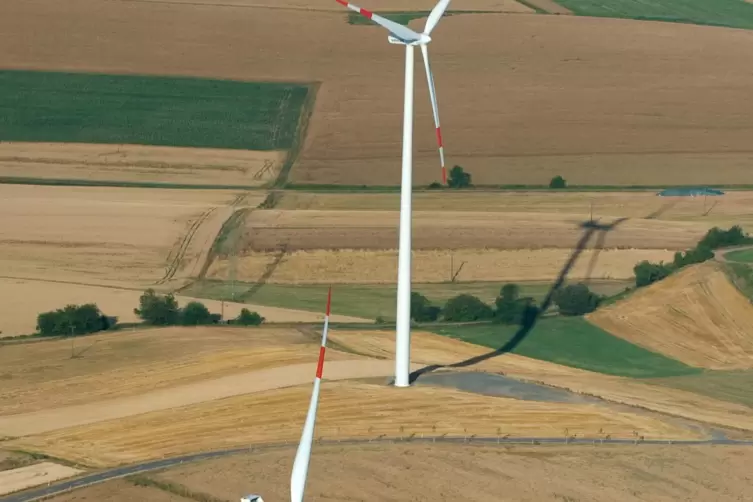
<box><xmin>335</xmin><ymin>0</ymin><xmax>452</xmax><ymax>388</ymax></box>
<box><xmin>289</xmin><ymin>287</ymin><xmax>332</xmax><ymax>502</ymax></box>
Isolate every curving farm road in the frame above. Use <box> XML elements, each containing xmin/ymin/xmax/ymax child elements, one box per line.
<box><xmin>2</xmin><ymin>436</ymin><xmax>753</xmax><ymax>502</ymax></box>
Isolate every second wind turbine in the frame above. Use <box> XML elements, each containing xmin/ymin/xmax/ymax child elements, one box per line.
<box><xmin>335</xmin><ymin>0</ymin><xmax>452</xmax><ymax>388</ymax></box>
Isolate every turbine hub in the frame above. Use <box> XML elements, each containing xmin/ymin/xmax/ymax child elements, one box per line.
<box><xmin>419</xmin><ymin>33</ymin><xmax>432</xmax><ymax>44</ymax></box>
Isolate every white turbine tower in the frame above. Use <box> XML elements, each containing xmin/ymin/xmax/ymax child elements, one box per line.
<box><xmin>335</xmin><ymin>0</ymin><xmax>451</xmax><ymax>388</ymax></box>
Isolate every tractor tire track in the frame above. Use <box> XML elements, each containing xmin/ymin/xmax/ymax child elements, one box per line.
<box><xmin>157</xmin><ymin>207</ymin><xmax>218</xmax><ymax>285</ymax></box>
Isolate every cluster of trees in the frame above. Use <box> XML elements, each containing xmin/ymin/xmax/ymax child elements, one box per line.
<box><xmin>634</xmin><ymin>225</ymin><xmax>753</xmax><ymax>288</ymax></box>
<box><xmin>428</xmin><ymin>165</ymin><xmax>472</xmax><ymax>189</ymax></box>
<box><xmin>37</xmin><ymin>304</ymin><xmax>117</xmax><ymax>337</ymax></box>
<box><xmin>35</xmin><ymin>289</ymin><xmax>265</xmax><ymax>337</ymax></box>
<box><xmin>134</xmin><ymin>289</ymin><xmax>264</xmax><ymax>326</ymax></box>
<box><xmin>408</xmin><ymin>282</ymin><xmax>602</xmax><ymax>324</ymax></box>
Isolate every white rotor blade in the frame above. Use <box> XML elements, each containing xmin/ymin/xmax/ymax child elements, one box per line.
<box><xmin>290</xmin><ymin>287</ymin><xmax>332</xmax><ymax>502</ymax></box>
<box><xmin>336</xmin><ymin>0</ymin><xmax>422</xmax><ymax>42</ymax></box>
<box><xmin>423</xmin><ymin>0</ymin><xmax>451</xmax><ymax>35</ymax></box>
<box><xmin>420</xmin><ymin>44</ymin><xmax>446</xmax><ymax>183</ymax></box>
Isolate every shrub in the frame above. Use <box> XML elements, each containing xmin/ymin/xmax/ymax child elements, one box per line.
<box><xmin>552</xmin><ymin>283</ymin><xmax>602</xmax><ymax>316</ymax></box>
<box><xmin>427</xmin><ymin>181</ymin><xmax>442</xmax><ymax>189</ymax></box>
<box><xmin>411</xmin><ymin>292</ymin><xmax>441</xmax><ymax>322</ymax></box>
<box><xmin>447</xmin><ymin>165</ymin><xmax>471</xmax><ymax>189</ymax></box>
<box><xmin>443</xmin><ymin>294</ymin><xmax>493</xmax><ymax>322</ymax></box>
<box><xmin>134</xmin><ymin>289</ymin><xmax>180</xmax><ymax>325</ymax></box>
<box><xmin>235</xmin><ymin>308</ymin><xmax>265</xmax><ymax>326</ymax></box>
<box><xmin>634</xmin><ymin>260</ymin><xmax>673</xmax><ymax>288</ymax></box>
<box><xmin>549</xmin><ymin>175</ymin><xmax>567</xmax><ymax>189</ymax></box>
<box><xmin>180</xmin><ymin>301</ymin><xmax>216</xmax><ymax>325</ymax></box>
<box><xmin>698</xmin><ymin>225</ymin><xmax>752</xmax><ymax>250</ymax></box>
<box><xmin>36</xmin><ymin>303</ymin><xmax>115</xmax><ymax>337</ymax></box>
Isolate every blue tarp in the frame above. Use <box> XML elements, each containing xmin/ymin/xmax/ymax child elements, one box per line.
<box><xmin>657</xmin><ymin>187</ymin><xmax>725</xmax><ymax>197</ymax></box>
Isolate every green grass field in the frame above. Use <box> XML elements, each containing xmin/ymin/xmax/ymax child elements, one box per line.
<box><xmin>724</xmin><ymin>249</ymin><xmax>753</xmax><ymax>264</ymax></box>
<box><xmin>431</xmin><ymin>317</ymin><xmax>700</xmax><ymax>378</ymax></box>
<box><xmin>722</xmin><ymin>262</ymin><xmax>753</xmax><ymax>300</ymax></box>
<box><xmin>651</xmin><ymin>370</ymin><xmax>753</xmax><ymax>408</ymax></box>
<box><xmin>183</xmin><ymin>279</ymin><xmax>631</xmax><ymax>320</ymax></box>
<box><xmin>347</xmin><ymin>11</ymin><xmax>473</xmax><ymax>26</ymax></box>
<box><xmin>555</xmin><ymin>0</ymin><xmax>753</xmax><ymax>30</ymax></box>
<box><xmin>0</xmin><ymin>70</ymin><xmax>309</xmax><ymax>150</ymax></box>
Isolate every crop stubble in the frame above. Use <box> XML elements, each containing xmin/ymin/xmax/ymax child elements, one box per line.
<box><xmin>588</xmin><ymin>261</ymin><xmax>753</xmax><ymax>370</ymax></box>
<box><xmin>0</xmin><ymin>142</ymin><xmax>285</xmax><ymax>186</ymax></box>
<box><xmin>3</xmin><ymin>3</ymin><xmax>753</xmax><ymax>185</ymax></box>
<box><xmin>0</xmin><ymin>462</ymin><xmax>84</xmax><ymax>497</ymax></box>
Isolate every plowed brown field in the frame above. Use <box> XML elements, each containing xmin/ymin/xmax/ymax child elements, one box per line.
<box><xmin>0</xmin><ymin>142</ymin><xmax>284</xmax><ymax>186</ymax></box>
<box><xmin>3</xmin><ymin>2</ymin><xmax>753</xmax><ymax>185</ymax></box>
<box><xmin>156</xmin><ymin>444</ymin><xmax>753</xmax><ymax>502</ymax></box>
<box><xmin>588</xmin><ymin>262</ymin><xmax>753</xmax><ymax>370</ymax></box>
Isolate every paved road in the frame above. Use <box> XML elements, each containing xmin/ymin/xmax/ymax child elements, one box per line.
<box><xmin>714</xmin><ymin>244</ymin><xmax>753</xmax><ymax>263</ymax></box>
<box><xmin>3</xmin><ymin>436</ymin><xmax>753</xmax><ymax>502</ymax></box>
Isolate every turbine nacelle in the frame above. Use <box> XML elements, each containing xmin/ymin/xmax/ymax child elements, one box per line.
<box><xmin>387</xmin><ymin>33</ymin><xmax>432</xmax><ymax>45</ymax></box>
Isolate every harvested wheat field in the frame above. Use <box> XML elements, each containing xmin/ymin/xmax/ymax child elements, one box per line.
<box><xmin>47</xmin><ymin>479</ymin><xmax>191</xmax><ymax>502</ymax></box>
<box><xmin>0</xmin><ymin>327</ymin><xmax>360</xmax><ymax>416</ymax></box>
<box><xmin>207</xmin><ymin>248</ymin><xmax>675</xmax><ymax>284</ymax></box>
<box><xmin>0</xmin><ymin>278</ymin><xmax>366</xmax><ymax>338</ymax></box>
<box><xmin>0</xmin><ymin>184</ymin><xmax>260</xmax><ymax>288</ymax></box>
<box><xmin>0</xmin><ymin>142</ymin><xmax>284</xmax><ymax>186</ymax></box>
<box><xmin>0</xmin><ymin>462</ymin><xmax>84</xmax><ymax>497</ymax></box>
<box><xmin>129</xmin><ymin>0</ymin><xmax>534</xmax><ymax>12</ymax></box>
<box><xmin>328</xmin><ymin>330</ymin><xmax>753</xmax><ymax>432</ymax></box>
<box><xmin>240</xmin><ymin>208</ymin><xmax>710</xmax><ymax>251</ymax></box>
<box><xmin>4</xmin><ymin>3</ymin><xmax>753</xmax><ymax>185</ymax></box>
<box><xmin>153</xmin><ymin>443</ymin><xmax>753</xmax><ymax>502</ymax></box>
<box><xmin>588</xmin><ymin>262</ymin><xmax>753</xmax><ymax>370</ymax></box>
<box><xmin>8</xmin><ymin>381</ymin><xmax>698</xmax><ymax>467</ymax></box>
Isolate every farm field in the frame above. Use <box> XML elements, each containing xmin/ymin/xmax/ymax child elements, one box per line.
<box><xmin>0</xmin><ymin>184</ymin><xmax>259</xmax><ymax>288</ymax></box>
<box><xmin>555</xmin><ymin>0</ymin><xmax>753</xmax><ymax>30</ymax></box>
<box><xmin>149</xmin><ymin>444</ymin><xmax>753</xmax><ymax>502</ymax></box>
<box><xmin>183</xmin><ymin>279</ymin><xmax>630</xmax><ymax>320</ymax></box>
<box><xmin>432</xmin><ymin>317</ymin><xmax>699</xmax><ymax>378</ymax></box>
<box><xmin>0</xmin><ymin>327</ymin><xmax>358</xmax><ymax>416</ymax></box>
<box><xmin>0</xmin><ymin>70</ymin><xmax>308</xmax><ymax>153</ymax></box>
<box><xmin>3</xmin><ymin>3</ymin><xmax>753</xmax><ymax>186</ymax></box>
<box><xmin>122</xmin><ymin>0</ymin><xmax>535</xmax><ymax>12</ymax></box>
<box><xmin>652</xmin><ymin>370</ymin><xmax>753</xmax><ymax>408</ymax></box>
<box><xmin>0</xmin><ymin>278</ymin><xmax>365</xmax><ymax>338</ymax></box>
<box><xmin>724</xmin><ymin>248</ymin><xmax>753</xmax><ymax>263</ymax></box>
<box><xmin>0</xmin><ymin>462</ymin><xmax>84</xmax><ymax>496</ymax></box>
<box><xmin>47</xmin><ymin>479</ymin><xmax>192</xmax><ymax>502</ymax></box>
<box><xmin>0</xmin><ymin>142</ymin><xmax>284</xmax><ymax>187</ymax></box>
<box><xmin>588</xmin><ymin>262</ymin><xmax>753</xmax><ymax>370</ymax></box>
<box><xmin>206</xmin><ymin>248</ymin><xmax>675</xmax><ymax>284</ymax></box>
<box><xmin>328</xmin><ymin>330</ymin><xmax>753</xmax><ymax>432</ymax></box>
<box><xmin>8</xmin><ymin>380</ymin><xmax>699</xmax><ymax>467</ymax></box>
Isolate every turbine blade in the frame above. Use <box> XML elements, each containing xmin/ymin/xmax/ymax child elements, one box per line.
<box><xmin>290</xmin><ymin>287</ymin><xmax>332</xmax><ymax>502</ymax></box>
<box><xmin>336</xmin><ymin>0</ymin><xmax>421</xmax><ymax>42</ymax></box>
<box><xmin>420</xmin><ymin>44</ymin><xmax>446</xmax><ymax>184</ymax></box>
<box><xmin>424</xmin><ymin>0</ymin><xmax>451</xmax><ymax>35</ymax></box>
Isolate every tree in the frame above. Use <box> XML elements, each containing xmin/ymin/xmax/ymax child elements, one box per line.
<box><xmin>36</xmin><ymin>303</ymin><xmax>115</xmax><ymax>337</ymax></box>
<box><xmin>447</xmin><ymin>165</ymin><xmax>471</xmax><ymax>189</ymax></box>
<box><xmin>698</xmin><ymin>225</ymin><xmax>752</xmax><ymax>250</ymax></box>
<box><xmin>134</xmin><ymin>289</ymin><xmax>180</xmax><ymax>325</ymax></box>
<box><xmin>443</xmin><ymin>294</ymin><xmax>493</xmax><ymax>322</ymax></box>
<box><xmin>235</xmin><ymin>308</ymin><xmax>265</xmax><ymax>326</ymax></box>
<box><xmin>549</xmin><ymin>175</ymin><xmax>567</xmax><ymax>189</ymax></box>
<box><xmin>180</xmin><ymin>301</ymin><xmax>215</xmax><ymax>325</ymax></box>
<box><xmin>673</xmin><ymin>245</ymin><xmax>714</xmax><ymax>269</ymax></box>
<box><xmin>411</xmin><ymin>292</ymin><xmax>441</xmax><ymax>322</ymax></box>
<box><xmin>493</xmin><ymin>283</ymin><xmax>534</xmax><ymax>325</ymax></box>
<box><xmin>634</xmin><ymin>260</ymin><xmax>673</xmax><ymax>288</ymax></box>
<box><xmin>553</xmin><ymin>283</ymin><xmax>602</xmax><ymax>316</ymax></box>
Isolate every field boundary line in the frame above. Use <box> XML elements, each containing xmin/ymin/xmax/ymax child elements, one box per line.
<box><xmin>3</xmin><ymin>436</ymin><xmax>752</xmax><ymax>502</ymax></box>
<box><xmin>157</xmin><ymin>207</ymin><xmax>217</xmax><ymax>285</ymax></box>
<box><xmin>274</xmin><ymin>82</ymin><xmax>320</xmax><ymax>188</ymax></box>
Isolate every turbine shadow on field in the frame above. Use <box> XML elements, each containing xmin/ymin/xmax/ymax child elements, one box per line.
<box><xmin>407</xmin><ymin>202</ymin><xmax>676</xmax><ymax>384</ymax></box>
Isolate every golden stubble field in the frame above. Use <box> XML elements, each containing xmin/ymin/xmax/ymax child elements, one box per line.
<box><xmin>588</xmin><ymin>261</ymin><xmax>753</xmax><ymax>370</ymax></box>
<box><xmin>0</xmin><ymin>184</ymin><xmax>261</xmax><ymax>288</ymax></box>
<box><xmin>3</xmin><ymin>1</ymin><xmax>753</xmax><ymax>185</ymax></box>
<box><xmin>147</xmin><ymin>443</ymin><xmax>753</xmax><ymax>502</ymax></box>
<box><xmin>207</xmin><ymin>248</ymin><xmax>675</xmax><ymax>284</ymax></box>
<box><xmin>0</xmin><ymin>142</ymin><xmax>284</xmax><ymax>186</ymax></box>
<box><xmin>7</xmin><ymin>379</ymin><xmax>699</xmax><ymax>467</ymax></box>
